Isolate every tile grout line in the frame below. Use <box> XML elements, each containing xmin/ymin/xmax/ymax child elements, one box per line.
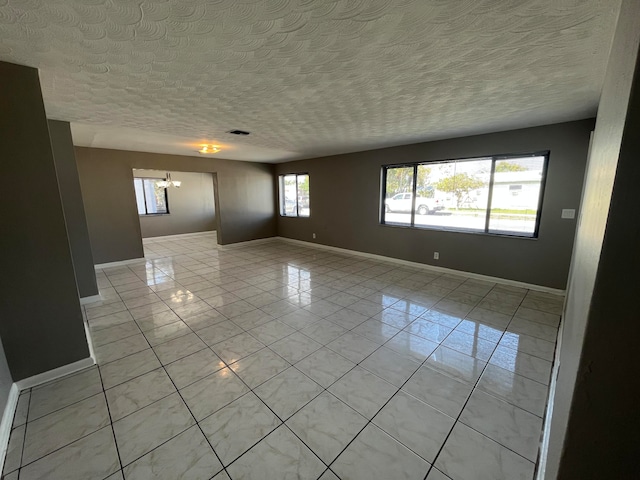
<box><xmin>421</xmin><ymin>290</ymin><xmax>532</xmax><ymax>480</ymax></box>
<box><xmin>14</xmin><ymin>388</ymin><xmax>31</xmax><ymax>478</ymax></box>
<box><xmin>87</xmin><ymin>236</ymin><xmax>557</xmax><ymax>479</ymax></box>
<box><xmin>96</xmin><ymin>364</ymin><xmax>126</xmax><ymax>480</ymax></box>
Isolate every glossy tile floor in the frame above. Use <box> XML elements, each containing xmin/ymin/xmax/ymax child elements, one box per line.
<box><xmin>3</xmin><ymin>232</ymin><xmax>562</xmax><ymax>480</ymax></box>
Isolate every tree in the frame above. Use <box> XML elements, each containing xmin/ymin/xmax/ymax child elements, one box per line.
<box><xmin>436</xmin><ymin>172</ymin><xmax>485</xmax><ymax>208</ymax></box>
<box><xmin>385</xmin><ymin>168</ymin><xmax>414</xmax><ymax>196</ymax></box>
<box><xmin>495</xmin><ymin>162</ymin><xmax>526</xmax><ymax>172</ymax></box>
<box><xmin>386</xmin><ymin>166</ymin><xmax>432</xmax><ymax>197</ymax></box>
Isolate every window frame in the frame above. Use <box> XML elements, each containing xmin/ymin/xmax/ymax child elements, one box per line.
<box><xmin>380</xmin><ymin>152</ymin><xmax>549</xmax><ymax>238</ymax></box>
<box><xmin>134</xmin><ymin>177</ymin><xmax>170</xmax><ymax>216</ymax></box>
<box><xmin>279</xmin><ymin>172</ymin><xmax>310</xmax><ymax>218</ymax></box>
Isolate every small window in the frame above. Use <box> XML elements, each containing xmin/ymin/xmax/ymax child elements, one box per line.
<box><xmin>279</xmin><ymin>173</ymin><xmax>310</xmax><ymax>217</ymax></box>
<box><xmin>381</xmin><ymin>153</ymin><xmax>548</xmax><ymax>238</ymax></box>
<box><xmin>134</xmin><ymin>178</ymin><xmax>169</xmax><ymax>215</ymax></box>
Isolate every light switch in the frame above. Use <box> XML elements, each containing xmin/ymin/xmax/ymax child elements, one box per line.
<box><xmin>561</xmin><ymin>209</ymin><xmax>576</xmax><ymax>219</ymax></box>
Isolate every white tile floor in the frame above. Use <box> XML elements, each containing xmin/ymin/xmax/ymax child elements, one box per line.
<box><xmin>3</xmin><ymin>232</ymin><xmax>562</xmax><ymax>480</ymax></box>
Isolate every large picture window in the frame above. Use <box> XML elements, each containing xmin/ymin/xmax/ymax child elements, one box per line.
<box><xmin>279</xmin><ymin>174</ymin><xmax>310</xmax><ymax>217</ymax></box>
<box><xmin>381</xmin><ymin>153</ymin><xmax>548</xmax><ymax>237</ymax></box>
<box><xmin>134</xmin><ymin>177</ymin><xmax>169</xmax><ymax>215</ymax></box>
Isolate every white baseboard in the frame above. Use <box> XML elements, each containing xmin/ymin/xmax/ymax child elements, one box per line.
<box><xmin>0</xmin><ymin>321</ymin><xmax>97</xmax><ymax>471</ymax></box>
<box><xmin>218</xmin><ymin>236</ymin><xmax>279</xmax><ymax>248</ymax></box>
<box><xmin>84</xmin><ymin>321</ymin><xmax>97</xmax><ymax>366</ymax></box>
<box><xmin>0</xmin><ymin>384</ymin><xmax>20</xmax><ymax>475</ymax></box>
<box><xmin>142</xmin><ymin>231</ymin><xmax>216</xmax><ymax>243</ymax></box>
<box><xmin>15</xmin><ymin>357</ymin><xmax>95</xmax><ymax>391</ymax></box>
<box><xmin>536</xmin><ymin>315</ymin><xmax>565</xmax><ymax>480</ymax></box>
<box><xmin>94</xmin><ymin>257</ymin><xmax>146</xmax><ymax>270</ymax></box>
<box><xmin>276</xmin><ymin>236</ymin><xmax>566</xmax><ymax>296</ymax></box>
<box><xmin>80</xmin><ymin>294</ymin><xmax>101</xmax><ymax>305</ymax></box>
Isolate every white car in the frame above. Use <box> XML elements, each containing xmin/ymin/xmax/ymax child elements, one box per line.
<box><xmin>384</xmin><ymin>192</ymin><xmax>443</xmax><ymax>215</ymax></box>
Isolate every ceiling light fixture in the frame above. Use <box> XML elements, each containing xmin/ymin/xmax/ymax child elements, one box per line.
<box><xmin>198</xmin><ymin>145</ymin><xmax>220</xmax><ymax>154</ymax></box>
<box><xmin>156</xmin><ymin>172</ymin><xmax>181</xmax><ymax>188</ymax></box>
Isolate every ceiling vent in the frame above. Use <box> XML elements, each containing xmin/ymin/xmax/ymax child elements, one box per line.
<box><xmin>228</xmin><ymin>129</ymin><xmax>250</xmax><ymax>136</ymax></box>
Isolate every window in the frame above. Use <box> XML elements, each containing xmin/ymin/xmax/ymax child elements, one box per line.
<box><xmin>381</xmin><ymin>153</ymin><xmax>548</xmax><ymax>237</ymax></box>
<box><xmin>134</xmin><ymin>177</ymin><xmax>169</xmax><ymax>215</ymax></box>
<box><xmin>279</xmin><ymin>173</ymin><xmax>310</xmax><ymax>217</ymax></box>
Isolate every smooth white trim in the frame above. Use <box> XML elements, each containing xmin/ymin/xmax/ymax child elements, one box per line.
<box><xmin>80</xmin><ymin>294</ymin><xmax>101</xmax><ymax>305</ymax></box>
<box><xmin>0</xmin><ymin>327</ymin><xmax>97</xmax><ymax>470</ymax></box>
<box><xmin>15</xmin><ymin>357</ymin><xmax>95</xmax><ymax>391</ymax></box>
<box><xmin>142</xmin><ymin>231</ymin><xmax>216</xmax><ymax>243</ymax></box>
<box><xmin>94</xmin><ymin>257</ymin><xmax>146</xmax><ymax>270</ymax></box>
<box><xmin>218</xmin><ymin>236</ymin><xmax>279</xmax><ymax>248</ymax></box>
<box><xmin>84</xmin><ymin>321</ymin><xmax>97</xmax><ymax>366</ymax></box>
<box><xmin>277</xmin><ymin>236</ymin><xmax>566</xmax><ymax>295</ymax></box>
<box><xmin>536</xmin><ymin>298</ymin><xmax>567</xmax><ymax>480</ymax></box>
<box><xmin>0</xmin><ymin>384</ymin><xmax>20</xmax><ymax>475</ymax></box>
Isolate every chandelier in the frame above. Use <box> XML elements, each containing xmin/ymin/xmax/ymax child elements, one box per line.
<box><xmin>156</xmin><ymin>172</ymin><xmax>181</xmax><ymax>188</ymax></box>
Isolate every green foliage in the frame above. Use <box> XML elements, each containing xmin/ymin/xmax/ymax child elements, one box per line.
<box><xmin>436</xmin><ymin>173</ymin><xmax>485</xmax><ymax>208</ymax></box>
<box><xmin>386</xmin><ymin>166</ymin><xmax>432</xmax><ymax>197</ymax></box>
<box><xmin>495</xmin><ymin>162</ymin><xmax>526</xmax><ymax>172</ymax></box>
<box><xmin>385</xmin><ymin>167</ymin><xmax>413</xmax><ymax>196</ymax></box>
<box><xmin>297</xmin><ymin>176</ymin><xmax>309</xmax><ymax>195</ymax></box>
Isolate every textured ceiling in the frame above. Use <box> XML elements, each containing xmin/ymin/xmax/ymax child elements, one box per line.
<box><xmin>0</xmin><ymin>0</ymin><xmax>621</xmax><ymax>163</ymax></box>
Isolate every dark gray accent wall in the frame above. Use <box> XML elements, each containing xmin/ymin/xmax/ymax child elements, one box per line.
<box><xmin>0</xmin><ymin>340</ymin><xmax>12</xmax><ymax>419</ymax></box>
<box><xmin>76</xmin><ymin>147</ymin><xmax>276</xmax><ymax>263</ymax></box>
<box><xmin>276</xmin><ymin>120</ymin><xmax>593</xmax><ymax>289</ymax></box>
<box><xmin>0</xmin><ymin>62</ymin><xmax>90</xmax><ymax>380</ymax></box>
<box><xmin>133</xmin><ymin>170</ymin><xmax>216</xmax><ymax>238</ymax></box>
<box><xmin>48</xmin><ymin>120</ymin><xmax>99</xmax><ymax>298</ymax></box>
<box><xmin>545</xmin><ymin>1</ymin><xmax>640</xmax><ymax>477</ymax></box>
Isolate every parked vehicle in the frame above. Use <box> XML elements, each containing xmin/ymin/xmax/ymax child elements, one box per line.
<box><xmin>384</xmin><ymin>192</ymin><xmax>443</xmax><ymax>214</ymax></box>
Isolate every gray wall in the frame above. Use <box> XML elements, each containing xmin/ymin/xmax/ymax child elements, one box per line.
<box><xmin>133</xmin><ymin>169</ymin><xmax>216</xmax><ymax>238</ymax></box>
<box><xmin>0</xmin><ymin>62</ymin><xmax>90</xmax><ymax>380</ymax></box>
<box><xmin>276</xmin><ymin>120</ymin><xmax>593</xmax><ymax>289</ymax></box>
<box><xmin>48</xmin><ymin>120</ymin><xmax>99</xmax><ymax>298</ymax></box>
<box><xmin>545</xmin><ymin>1</ymin><xmax>640</xmax><ymax>477</ymax></box>
<box><xmin>76</xmin><ymin>147</ymin><xmax>276</xmax><ymax>263</ymax></box>
<box><xmin>0</xmin><ymin>340</ymin><xmax>12</xmax><ymax>421</ymax></box>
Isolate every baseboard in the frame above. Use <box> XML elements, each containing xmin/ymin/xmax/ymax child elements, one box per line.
<box><xmin>276</xmin><ymin>236</ymin><xmax>566</xmax><ymax>296</ymax></box>
<box><xmin>94</xmin><ymin>257</ymin><xmax>146</xmax><ymax>270</ymax></box>
<box><xmin>80</xmin><ymin>294</ymin><xmax>101</xmax><ymax>305</ymax></box>
<box><xmin>0</xmin><ymin>384</ymin><xmax>20</xmax><ymax>475</ymax></box>
<box><xmin>15</xmin><ymin>357</ymin><xmax>96</xmax><ymax>391</ymax></box>
<box><xmin>142</xmin><ymin>231</ymin><xmax>216</xmax><ymax>243</ymax></box>
<box><xmin>218</xmin><ymin>236</ymin><xmax>279</xmax><ymax>248</ymax></box>
<box><xmin>536</xmin><ymin>315</ymin><xmax>565</xmax><ymax>480</ymax></box>
<box><xmin>84</xmin><ymin>321</ymin><xmax>97</xmax><ymax>366</ymax></box>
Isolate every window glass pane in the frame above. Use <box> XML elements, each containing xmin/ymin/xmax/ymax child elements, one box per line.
<box><xmin>415</xmin><ymin>159</ymin><xmax>491</xmax><ymax>231</ymax></box>
<box><xmin>133</xmin><ymin>178</ymin><xmax>146</xmax><ymax>215</ymax></box>
<box><xmin>384</xmin><ymin>166</ymin><xmax>414</xmax><ymax>226</ymax></box>
<box><xmin>282</xmin><ymin>174</ymin><xmax>297</xmax><ymax>216</ymax></box>
<box><xmin>143</xmin><ymin>179</ymin><xmax>167</xmax><ymax>214</ymax></box>
<box><xmin>488</xmin><ymin>156</ymin><xmax>545</xmax><ymax>236</ymax></box>
<box><xmin>297</xmin><ymin>174</ymin><xmax>310</xmax><ymax>217</ymax></box>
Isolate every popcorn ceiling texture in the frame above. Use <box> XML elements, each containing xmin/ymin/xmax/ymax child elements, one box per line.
<box><xmin>0</xmin><ymin>0</ymin><xmax>620</xmax><ymax>162</ymax></box>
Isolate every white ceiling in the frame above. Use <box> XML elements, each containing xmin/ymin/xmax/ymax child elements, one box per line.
<box><xmin>0</xmin><ymin>0</ymin><xmax>621</xmax><ymax>163</ymax></box>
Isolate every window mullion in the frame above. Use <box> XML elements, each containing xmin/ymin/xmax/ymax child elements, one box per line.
<box><xmin>143</xmin><ymin>179</ymin><xmax>149</xmax><ymax>215</ymax></box>
<box><xmin>484</xmin><ymin>159</ymin><xmax>497</xmax><ymax>233</ymax></box>
<box><xmin>381</xmin><ymin>167</ymin><xmax>388</xmax><ymax>224</ymax></box>
<box><xmin>295</xmin><ymin>175</ymin><xmax>299</xmax><ymax>217</ymax></box>
<box><xmin>410</xmin><ymin>164</ymin><xmax>418</xmax><ymax>227</ymax></box>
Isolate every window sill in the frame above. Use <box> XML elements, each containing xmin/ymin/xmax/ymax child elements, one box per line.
<box><xmin>378</xmin><ymin>222</ymin><xmax>538</xmax><ymax>239</ymax></box>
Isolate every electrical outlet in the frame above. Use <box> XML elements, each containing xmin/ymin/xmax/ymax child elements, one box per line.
<box><xmin>312</xmin><ymin>233</ymin><xmax>316</xmax><ymax>239</ymax></box>
<box><xmin>434</xmin><ymin>252</ymin><xmax>439</xmax><ymax>260</ymax></box>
